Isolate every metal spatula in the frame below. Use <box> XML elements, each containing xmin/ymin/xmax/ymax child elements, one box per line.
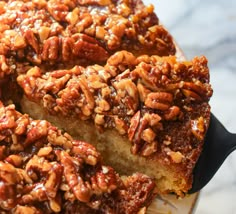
<box><xmin>189</xmin><ymin>113</ymin><xmax>236</xmax><ymax>193</ymax></box>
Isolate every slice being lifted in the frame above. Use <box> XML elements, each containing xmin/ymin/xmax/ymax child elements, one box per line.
<box><xmin>0</xmin><ymin>102</ymin><xmax>155</xmax><ymax>213</ymax></box>
<box><xmin>17</xmin><ymin>51</ymin><xmax>213</xmax><ymax>196</ymax></box>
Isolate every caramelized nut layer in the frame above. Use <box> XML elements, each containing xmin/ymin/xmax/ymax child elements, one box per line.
<box><xmin>18</xmin><ymin>51</ymin><xmax>213</xmax><ymax>159</ymax></box>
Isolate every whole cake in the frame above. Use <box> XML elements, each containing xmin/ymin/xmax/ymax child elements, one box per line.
<box><xmin>0</xmin><ymin>0</ymin><xmax>212</xmax><ymax>211</ymax></box>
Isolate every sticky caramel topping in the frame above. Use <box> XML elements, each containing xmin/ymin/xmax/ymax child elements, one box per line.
<box><xmin>17</xmin><ymin>51</ymin><xmax>213</xmax><ymax>158</ymax></box>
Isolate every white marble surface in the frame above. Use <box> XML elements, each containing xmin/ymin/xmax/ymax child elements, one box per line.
<box><xmin>144</xmin><ymin>0</ymin><xmax>236</xmax><ymax>213</ymax></box>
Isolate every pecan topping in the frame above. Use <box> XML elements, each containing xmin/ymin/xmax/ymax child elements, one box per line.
<box><xmin>0</xmin><ymin>102</ymin><xmax>155</xmax><ymax>212</ymax></box>
<box><xmin>0</xmin><ymin>0</ymin><xmax>175</xmax><ymax>80</ymax></box>
<box><xmin>18</xmin><ymin>51</ymin><xmax>213</xmax><ymax>157</ymax></box>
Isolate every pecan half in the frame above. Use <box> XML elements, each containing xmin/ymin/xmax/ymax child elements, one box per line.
<box><xmin>58</xmin><ymin>150</ymin><xmax>92</xmax><ymax>203</ymax></box>
<box><xmin>145</xmin><ymin>92</ymin><xmax>173</xmax><ymax>110</ymax></box>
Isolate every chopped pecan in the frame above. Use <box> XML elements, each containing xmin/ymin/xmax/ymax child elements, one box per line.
<box><xmin>0</xmin><ymin>161</ymin><xmax>22</xmax><ymax>209</ymax></box>
<box><xmin>37</xmin><ymin>146</ymin><xmax>53</xmax><ymax>157</ymax></box>
<box><xmin>23</xmin><ymin>156</ymin><xmax>63</xmax><ymax>212</ymax></box>
<box><xmin>0</xmin><ymin>55</ymin><xmax>11</xmax><ymax>78</ymax></box>
<box><xmin>182</xmin><ymin>89</ymin><xmax>202</xmax><ymax>101</ymax></box>
<box><xmin>61</xmin><ymin>37</ymin><xmax>74</xmax><ymax>62</ymax></box>
<box><xmin>95</xmin><ymin>99</ymin><xmax>110</xmax><ymax>113</ymax></box>
<box><xmin>90</xmin><ymin>166</ymin><xmax>117</xmax><ymax>194</ymax></box>
<box><xmin>77</xmin><ymin>76</ymin><xmax>95</xmax><ymax>116</ymax></box>
<box><xmin>41</xmin><ymin>37</ymin><xmax>60</xmax><ymax>62</ymax></box>
<box><xmin>47</xmin><ymin>129</ymin><xmax>73</xmax><ymax>149</ymax></box>
<box><xmin>24</xmin><ymin>30</ymin><xmax>39</xmax><ymax>54</ymax></box>
<box><xmin>94</xmin><ymin>114</ymin><xmax>105</xmax><ymax>126</ymax></box>
<box><xmin>72</xmin><ymin>141</ymin><xmax>100</xmax><ymax>166</ymax></box>
<box><xmin>145</xmin><ymin>25</ymin><xmax>176</xmax><ymax>56</ymax></box>
<box><xmin>191</xmin><ymin>116</ymin><xmax>206</xmax><ymax>140</ymax></box>
<box><xmin>5</xmin><ymin>154</ymin><xmax>23</xmax><ymax>167</ymax></box>
<box><xmin>134</xmin><ymin>62</ymin><xmax>164</xmax><ymax>91</ymax></box>
<box><xmin>72</xmin><ymin>33</ymin><xmax>109</xmax><ymax>62</ymax></box>
<box><xmin>113</xmin><ymin>116</ymin><xmax>127</xmax><ymax>135</ymax></box>
<box><xmin>15</xmin><ymin>114</ymin><xmax>30</xmax><ymax>135</ymax></box>
<box><xmin>168</xmin><ymin>151</ymin><xmax>184</xmax><ymax>164</ymax></box>
<box><xmin>140</xmin><ymin>141</ymin><xmax>157</xmax><ymax>157</ymax></box>
<box><xmin>141</xmin><ymin>128</ymin><xmax>156</xmax><ymax>143</ymax></box>
<box><xmin>129</xmin><ymin>111</ymin><xmax>161</xmax><ymax>155</ymax></box>
<box><xmin>143</xmin><ymin>112</ymin><xmax>162</xmax><ymax>127</ymax></box>
<box><xmin>113</xmin><ymin>78</ymin><xmax>139</xmax><ymax>115</ymax></box>
<box><xmin>0</xmin><ymin>104</ymin><xmax>17</xmax><ymax>131</ymax></box>
<box><xmin>38</xmin><ymin>26</ymin><xmax>51</xmax><ymax>42</ymax></box>
<box><xmin>58</xmin><ymin>150</ymin><xmax>92</xmax><ymax>203</ymax></box>
<box><xmin>47</xmin><ymin>1</ymin><xmax>69</xmax><ymax>22</ymax></box>
<box><xmin>65</xmin><ymin>8</ymin><xmax>79</xmax><ymax>26</ymax></box>
<box><xmin>128</xmin><ymin>111</ymin><xmax>141</xmax><ymax>142</ymax></box>
<box><xmin>107</xmin><ymin>51</ymin><xmax>137</xmax><ymax>73</ymax></box>
<box><xmin>0</xmin><ymin>161</ymin><xmax>21</xmax><ymax>185</ymax></box>
<box><xmin>25</xmin><ymin>120</ymin><xmax>49</xmax><ymax>144</ymax></box>
<box><xmin>137</xmin><ymin>82</ymin><xmax>151</xmax><ymax>102</ymax></box>
<box><xmin>163</xmin><ymin>106</ymin><xmax>181</xmax><ymax>120</ymax></box>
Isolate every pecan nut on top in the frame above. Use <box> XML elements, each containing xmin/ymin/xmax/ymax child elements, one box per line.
<box><xmin>0</xmin><ymin>102</ymin><xmax>156</xmax><ymax>213</ymax></box>
<box><xmin>0</xmin><ymin>0</ymin><xmax>175</xmax><ymax>78</ymax></box>
<box><xmin>17</xmin><ymin>50</ymin><xmax>213</xmax><ymax>160</ymax></box>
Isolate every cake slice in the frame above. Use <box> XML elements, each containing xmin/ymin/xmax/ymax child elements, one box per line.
<box><xmin>0</xmin><ymin>102</ymin><xmax>156</xmax><ymax>213</ymax></box>
<box><xmin>17</xmin><ymin>51</ymin><xmax>213</xmax><ymax>196</ymax></box>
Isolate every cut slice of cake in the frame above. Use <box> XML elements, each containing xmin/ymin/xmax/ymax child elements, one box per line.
<box><xmin>17</xmin><ymin>51</ymin><xmax>213</xmax><ymax>196</ymax></box>
<box><xmin>0</xmin><ymin>102</ymin><xmax>156</xmax><ymax>213</ymax></box>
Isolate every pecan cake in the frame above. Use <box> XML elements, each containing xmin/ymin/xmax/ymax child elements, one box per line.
<box><xmin>0</xmin><ymin>102</ymin><xmax>156</xmax><ymax>213</ymax></box>
<box><xmin>0</xmin><ymin>0</ymin><xmax>212</xmax><ymax>206</ymax></box>
<box><xmin>17</xmin><ymin>51</ymin><xmax>213</xmax><ymax>196</ymax></box>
